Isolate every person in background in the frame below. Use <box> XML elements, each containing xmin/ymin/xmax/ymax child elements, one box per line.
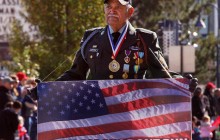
<box><xmin>17</xmin><ymin>115</ymin><xmax>30</xmax><ymax>140</ymax></box>
<box><xmin>192</xmin><ymin>116</ymin><xmax>201</xmax><ymax>140</ymax></box>
<box><xmin>0</xmin><ymin>100</ymin><xmax>22</xmax><ymax>140</ymax></box>
<box><xmin>0</xmin><ymin>76</ymin><xmax>3</xmax><ymax>86</ymax></box>
<box><xmin>21</xmin><ymin>85</ymin><xmax>37</xmax><ymax>136</ymax></box>
<box><xmin>200</xmin><ymin>115</ymin><xmax>218</xmax><ymax>140</ymax></box>
<box><xmin>192</xmin><ymin>87</ymin><xmax>210</xmax><ymax>120</ymax></box>
<box><xmin>214</xmin><ymin>88</ymin><xmax>220</xmax><ymax>116</ymax></box>
<box><xmin>0</xmin><ymin>77</ymin><xmax>14</xmax><ymax>111</ymax></box>
<box><xmin>16</xmin><ymin>72</ymin><xmax>28</xmax><ymax>102</ymax></box>
<box><xmin>204</xmin><ymin>82</ymin><xmax>216</xmax><ymax>119</ymax></box>
<box><xmin>10</xmin><ymin>75</ymin><xmax>20</xmax><ymax>100</ymax></box>
<box><xmin>16</xmin><ymin>72</ymin><xmax>28</xmax><ymax>87</ymax></box>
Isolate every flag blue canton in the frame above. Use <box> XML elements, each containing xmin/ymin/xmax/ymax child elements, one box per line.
<box><xmin>38</xmin><ymin>81</ymin><xmax>108</xmax><ymax>123</ymax></box>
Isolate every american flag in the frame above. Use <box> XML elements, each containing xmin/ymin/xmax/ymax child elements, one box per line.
<box><xmin>37</xmin><ymin>78</ymin><xmax>191</xmax><ymax>140</ymax></box>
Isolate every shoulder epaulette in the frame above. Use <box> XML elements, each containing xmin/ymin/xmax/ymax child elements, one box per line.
<box><xmin>81</xmin><ymin>28</ymin><xmax>103</xmax><ymax>63</ymax></box>
<box><xmin>86</xmin><ymin>27</ymin><xmax>104</xmax><ymax>33</ymax></box>
<box><xmin>136</xmin><ymin>28</ymin><xmax>155</xmax><ymax>35</ymax></box>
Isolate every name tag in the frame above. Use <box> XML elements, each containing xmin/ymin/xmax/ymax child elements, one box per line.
<box><xmin>129</xmin><ymin>46</ymin><xmax>140</xmax><ymax>51</ymax></box>
<box><xmin>89</xmin><ymin>48</ymin><xmax>99</xmax><ymax>52</ymax></box>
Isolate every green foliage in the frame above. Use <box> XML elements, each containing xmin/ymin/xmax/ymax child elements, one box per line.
<box><xmin>131</xmin><ymin>0</ymin><xmax>215</xmax><ymax>30</ymax></box>
<box><xmin>195</xmin><ymin>34</ymin><xmax>218</xmax><ymax>84</ymax></box>
<box><xmin>9</xmin><ymin>0</ymin><xmax>105</xmax><ymax>80</ymax></box>
<box><xmin>8</xmin><ymin>21</ymin><xmax>39</xmax><ymax>77</ymax></box>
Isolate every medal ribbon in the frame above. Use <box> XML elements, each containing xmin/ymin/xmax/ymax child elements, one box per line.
<box><xmin>134</xmin><ymin>52</ymin><xmax>139</xmax><ymax>59</ymax></box>
<box><xmin>107</xmin><ymin>23</ymin><xmax>128</xmax><ymax>59</ymax></box>
<box><xmin>138</xmin><ymin>52</ymin><xmax>144</xmax><ymax>58</ymax></box>
<box><xmin>125</xmin><ymin>50</ymin><xmax>131</xmax><ymax>56</ymax></box>
<box><xmin>134</xmin><ymin>65</ymin><xmax>140</xmax><ymax>74</ymax></box>
<box><xmin>123</xmin><ymin>64</ymin><xmax>129</xmax><ymax>73</ymax></box>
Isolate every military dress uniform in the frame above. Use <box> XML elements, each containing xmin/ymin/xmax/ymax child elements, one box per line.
<box><xmin>57</xmin><ymin>22</ymin><xmax>179</xmax><ymax>81</ymax></box>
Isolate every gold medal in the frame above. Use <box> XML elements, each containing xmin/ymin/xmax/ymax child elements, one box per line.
<box><xmin>122</xmin><ymin>72</ymin><xmax>128</xmax><ymax>79</ymax></box>
<box><xmin>109</xmin><ymin>60</ymin><xmax>120</xmax><ymax>72</ymax></box>
<box><xmin>135</xmin><ymin>58</ymin><xmax>143</xmax><ymax>64</ymax></box>
<box><xmin>109</xmin><ymin>75</ymin><xmax>114</xmax><ymax>79</ymax></box>
<box><xmin>139</xmin><ymin>58</ymin><xmax>143</xmax><ymax>64</ymax></box>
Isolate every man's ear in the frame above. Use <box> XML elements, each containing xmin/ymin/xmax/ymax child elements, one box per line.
<box><xmin>128</xmin><ymin>7</ymin><xmax>134</xmax><ymax>18</ymax></box>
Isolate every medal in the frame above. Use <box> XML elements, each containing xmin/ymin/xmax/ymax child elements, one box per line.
<box><xmin>135</xmin><ymin>52</ymin><xmax>144</xmax><ymax>64</ymax></box>
<box><xmin>138</xmin><ymin>52</ymin><xmax>144</xmax><ymax>64</ymax></box>
<box><xmin>122</xmin><ymin>64</ymin><xmax>129</xmax><ymax>79</ymax></box>
<box><xmin>134</xmin><ymin>65</ymin><xmax>140</xmax><ymax>79</ymax></box>
<box><xmin>135</xmin><ymin>58</ymin><xmax>144</xmax><ymax>64</ymax></box>
<box><xmin>124</xmin><ymin>50</ymin><xmax>131</xmax><ymax>63</ymax></box>
<box><xmin>107</xmin><ymin>23</ymin><xmax>128</xmax><ymax>73</ymax></box>
<box><xmin>139</xmin><ymin>59</ymin><xmax>144</xmax><ymax>64</ymax></box>
<box><xmin>122</xmin><ymin>72</ymin><xmax>128</xmax><ymax>79</ymax></box>
<box><xmin>109</xmin><ymin>60</ymin><xmax>120</xmax><ymax>72</ymax></box>
<box><xmin>109</xmin><ymin>75</ymin><xmax>114</xmax><ymax>79</ymax></box>
<box><xmin>124</xmin><ymin>57</ymin><xmax>130</xmax><ymax>63</ymax></box>
<box><xmin>135</xmin><ymin>59</ymin><xmax>140</xmax><ymax>65</ymax></box>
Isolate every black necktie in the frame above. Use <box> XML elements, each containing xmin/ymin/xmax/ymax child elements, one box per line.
<box><xmin>112</xmin><ymin>32</ymin><xmax>120</xmax><ymax>45</ymax></box>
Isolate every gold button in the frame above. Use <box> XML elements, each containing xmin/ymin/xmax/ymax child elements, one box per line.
<box><xmin>109</xmin><ymin>75</ymin><xmax>114</xmax><ymax>79</ymax></box>
<box><xmin>90</xmin><ymin>55</ymin><xmax>93</xmax><ymax>59</ymax></box>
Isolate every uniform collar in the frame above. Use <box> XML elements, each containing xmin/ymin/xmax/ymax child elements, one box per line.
<box><xmin>108</xmin><ymin>21</ymin><xmax>128</xmax><ymax>34</ymax></box>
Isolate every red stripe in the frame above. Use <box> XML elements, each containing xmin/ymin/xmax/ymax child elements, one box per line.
<box><xmin>108</xmin><ymin>95</ymin><xmax>190</xmax><ymax>114</ymax></box>
<box><xmin>101</xmin><ymin>81</ymin><xmax>189</xmax><ymax>97</ymax></box>
<box><xmin>38</xmin><ymin>111</ymin><xmax>190</xmax><ymax>140</ymax></box>
<box><xmin>127</xmin><ymin>131</ymin><xmax>191</xmax><ymax>139</ymax></box>
<box><xmin>175</xmin><ymin>78</ymin><xmax>190</xmax><ymax>85</ymax></box>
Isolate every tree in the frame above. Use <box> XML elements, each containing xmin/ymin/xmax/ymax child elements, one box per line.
<box><xmin>9</xmin><ymin>0</ymin><xmax>105</xmax><ymax>80</ymax></box>
<box><xmin>131</xmin><ymin>0</ymin><xmax>214</xmax><ymax>30</ymax></box>
<box><xmin>8</xmin><ymin>21</ymin><xmax>40</xmax><ymax>77</ymax></box>
<box><xmin>195</xmin><ymin>34</ymin><xmax>218</xmax><ymax>83</ymax></box>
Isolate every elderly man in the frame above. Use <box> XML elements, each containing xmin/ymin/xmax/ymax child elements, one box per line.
<box><xmin>57</xmin><ymin>0</ymin><xmax>197</xmax><ymax>84</ymax></box>
<box><xmin>58</xmin><ymin>0</ymin><xmax>175</xmax><ymax>80</ymax></box>
<box><xmin>31</xmin><ymin>0</ymin><xmax>197</xmax><ymax>99</ymax></box>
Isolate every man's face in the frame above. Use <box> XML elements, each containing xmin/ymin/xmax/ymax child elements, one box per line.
<box><xmin>104</xmin><ymin>0</ymin><xmax>133</xmax><ymax>30</ymax></box>
<box><xmin>4</xmin><ymin>82</ymin><xmax>13</xmax><ymax>90</ymax></box>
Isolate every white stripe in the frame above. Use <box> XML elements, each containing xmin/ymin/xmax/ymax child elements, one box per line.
<box><xmin>38</xmin><ymin>102</ymin><xmax>190</xmax><ymax>133</ymax></box>
<box><xmin>98</xmin><ymin>79</ymin><xmax>189</xmax><ymax>92</ymax></box>
<box><xmin>56</xmin><ymin>121</ymin><xmax>191</xmax><ymax>140</ymax></box>
<box><xmin>105</xmin><ymin>88</ymin><xmax>190</xmax><ymax>105</ymax></box>
<box><xmin>167</xmin><ymin>79</ymin><xmax>189</xmax><ymax>90</ymax></box>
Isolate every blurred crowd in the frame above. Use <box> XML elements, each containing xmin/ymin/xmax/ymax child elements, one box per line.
<box><xmin>0</xmin><ymin>72</ymin><xmax>37</xmax><ymax>140</ymax></box>
<box><xmin>192</xmin><ymin>82</ymin><xmax>220</xmax><ymax>140</ymax></box>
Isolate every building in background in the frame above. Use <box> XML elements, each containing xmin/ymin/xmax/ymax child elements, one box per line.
<box><xmin>0</xmin><ymin>0</ymin><xmax>38</xmax><ymax>76</ymax></box>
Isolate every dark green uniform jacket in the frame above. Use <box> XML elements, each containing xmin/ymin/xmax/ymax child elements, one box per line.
<box><xmin>57</xmin><ymin>23</ymin><xmax>180</xmax><ymax>81</ymax></box>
